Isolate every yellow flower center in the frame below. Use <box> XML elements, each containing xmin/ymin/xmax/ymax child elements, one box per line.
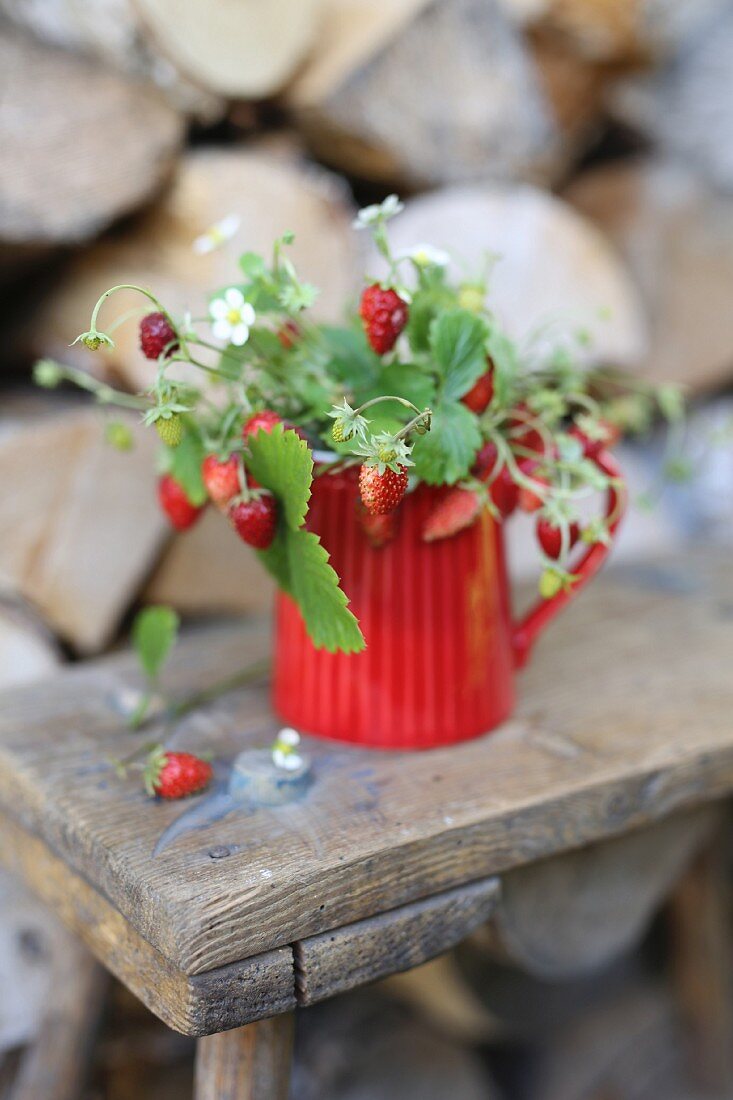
<box><xmin>227</xmin><ymin>308</ymin><xmax>242</xmax><ymax>325</ymax></box>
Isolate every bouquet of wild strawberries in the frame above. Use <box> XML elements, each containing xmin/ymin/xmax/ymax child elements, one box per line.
<box><xmin>35</xmin><ymin>195</ymin><xmax>682</xmax><ymax>655</ymax></box>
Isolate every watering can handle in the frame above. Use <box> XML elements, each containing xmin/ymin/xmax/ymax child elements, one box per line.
<box><xmin>512</xmin><ymin>450</ymin><xmax>626</xmax><ymax>669</ymax></box>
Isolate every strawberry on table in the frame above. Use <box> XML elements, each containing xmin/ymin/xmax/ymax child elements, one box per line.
<box><xmin>359</xmin><ymin>284</ymin><xmax>408</xmax><ymax>354</ymax></box>
<box><xmin>143</xmin><ymin>747</ymin><xmax>212</xmax><ymax>799</ymax></box>
<box><xmin>157</xmin><ymin>475</ymin><xmax>205</xmax><ymax>531</ymax></box>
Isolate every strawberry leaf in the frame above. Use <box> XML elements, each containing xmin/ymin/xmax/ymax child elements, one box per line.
<box><xmin>430</xmin><ymin>309</ymin><xmax>488</xmax><ymax>401</ymax></box>
<box><xmin>246</xmin><ymin>424</ymin><xmax>313</xmax><ymax>530</ymax></box>
<box><xmin>411</xmin><ymin>401</ymin><xmax>481</xmax><ymax>485</ymax></box>
<box><xmin>164</xmin><ymin>429</ymin><xmax>207</xmax><ymax>505</ymax></box>
<box><xmin>132</xmin><ymin>606</ymin><xmax>179</xmax><ymax>682</ymax></box>
<box><xmin>258</xmin><ymin>527</ymin><xmax>365</xmax><ymax>653</ymax></box>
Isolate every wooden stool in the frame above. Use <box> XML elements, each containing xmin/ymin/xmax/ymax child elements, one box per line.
<box><xmin>0</xmin><ymin>551</ymin><xmax>730</xmax><ymax>1097</ymax></box>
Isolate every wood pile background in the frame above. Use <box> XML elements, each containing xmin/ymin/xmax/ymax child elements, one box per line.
<box><xmin>0</xmin><ymin>0</ymin><xmax>732</xmax><ymax>1097</ymax></box>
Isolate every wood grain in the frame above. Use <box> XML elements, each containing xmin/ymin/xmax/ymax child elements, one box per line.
<box><xmin>295</xmin><ymin>876</ymin><xmax>500</xmax><ymax>1005</ymax></box>
<box><xmin>0</xmin><ymin>552</ymin><xmax>730</xmax><ymax>980</ymax></box>
<box><xmin>194</xmin><ymin>1016</ymin><xmax>293</xmax><ymax>1100</ymax></box>
<box><xmin>0</xmin><ymin>807</ymin><xmax>295</xmax><ymax>1036</ymax></box>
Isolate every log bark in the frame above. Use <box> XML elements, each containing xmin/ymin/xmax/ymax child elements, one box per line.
<box><xmin>31</xmin><ymin>145</ymin><xmax>359</xmax><ymax>392</ymax></box>
<box><xmin>289</xmin><ymin>0</ymin><xmax>587</xmax><ymax>188</ymax></box>
<box><xmin>609</xmin><ymin>4</ymin><xmax>733</xmax><ymax>192</ymax></box>
<box><xmin>481</xmin><ymin>806</ymin><xmax>721</xmax><ymax>979</ymax></box>
<box><xmin>366</xmin><ymin>183</ymin><xmax>646</xmax><ymax>368</ymax></box>
<box><xmin>566</xmin><ymin>157</ymin><xmax>733</xmax><ymax>392</ymax></box>
<box><xmin>7</xmin><ymin>937</ymin><xmax>106</xmax><ymax>1100</ymax></box>
<box><xmin>0</xmin><ymin>0</ymin><xmax>321</xmax><ymax>104</ymax></box>
<box><xmin>0</xmin><ymin>397</ymin><xmax>167</xmax><ymax>653</ymax></box>
<box><xmin>144</xmin><ymin>507</ymin><xmax>275</xmax><ymax>617</ymax></box>
<box><xmin>0</xmin><ymin>29</ymin><xmax>183</xmax><ymax>253</ymax></box>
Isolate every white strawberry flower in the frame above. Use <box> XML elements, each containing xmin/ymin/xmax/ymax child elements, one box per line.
<box><xmin>403</xmin><ymin>243</ymin><xmax>450</xmax><ymax>267</ymax></box>
<box><xmin>193</xmin><ymin>213</ymin><xmax>240</xmax><ymax>255</ymax></box>
<box><xmin>209</xmin><ymin>288</ymin><xmax>255</xmax><ymax>346</ymax></box>
<box><xmin>353</xmin><ymin>194</ymin><xmax>404</xmax><ymax>229</ymax></box>
<box><xmin>272</xmin><ymin>728</ymin><xmax>303</xmax><ymax>771</ymax></box>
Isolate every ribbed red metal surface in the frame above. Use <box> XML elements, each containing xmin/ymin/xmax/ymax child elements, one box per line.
<box><xmin>273</xmin><ymin>469</ymin><xmax>516</xmax><ymax>749</ymax></box>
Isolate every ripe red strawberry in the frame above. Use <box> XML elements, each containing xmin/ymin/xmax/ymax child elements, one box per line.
<box><xmin>359</xmin><ymin>284</ymin><xmax>408</xmax><ymax>354</ymax></box>
<box><xmin>157</xmin><ymin>475</ymin><xmax>204</xmax><ymax>531</ymax></box>
<box><xmin>140</xmin><ymin>312</ymin><xmax>178</xmax><ymax>360</ymax></box>
<box><xmin>518</xmin><ymin>473</ymin><xmax>549</xmax><ymax>513</ymax></box>
<box><xmin>358</xmin><ymin>463</ymin><xmax>408</xmax><ymax>515</ymax></box>
<box><xmin>570</xmin><ymin>420</ymin><xmax>621</xmax><ymax>459</ymax></box>
<box><xmin>243</xmin><ymin>410</ymin><xmax>283</xmax><ymax>440</ymax></box>
<box><xmin>277</xmin><ymin>319</ymin><xmax>300</xmax><ymax>349</ymax></box>
<box><xmin>202</xmin><ymin>454</ymin><xmax>240</xmax><ymax>507</ymax></box>
<box><xmin>423</xmin><ymin>487</ymin><xmax>482</xmax><ymax>542</ymax></box>
<box><xmin>461</xmin><ymin>363</ymin><xmax>495</xmax><ymax>414</ymax></box>
<box><xmin>143</xmin><ymin>747</ymin><xmax>212</xmax><ymax>799</ymax></box>
<box><xmin>356</xmin><ymin>501</ymin><xmax>399</xmax><ymax>548</ymax></box>
<box><xmin>536</xmin><ymin>517</ymin><xmax>580</xmax><ymax>560</ymax></box>
<box><xmin>230</xmin><ymin>496</ymin><xmax>277</xmax><ymax>549</ymax></box>
<box><xmin>471</xmin><ymin>442</ymin><xmax>518</xmax><ymax>518</ymax></box>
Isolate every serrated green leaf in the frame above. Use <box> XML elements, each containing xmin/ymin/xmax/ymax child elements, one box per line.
<box><xmin>411</xmin><ymin>401</ymin><xmax>481</xmax><ymax>485</ymax></box>
<box><xmin>166</xmin><ymin>429</ymin><xmax>207</xmax><ymax>505</ymax></box>
<box><xmin>246</xmin><ymin>424</ymin><xmax>313</xmax><ymax>529</ymax></box>
<box><xmin>287</xmin><ymin>528</ymin><xmax>364</xmax><ymax>652</ymax></box>
<box><xmin>430</xmin><ymin>310</ymin><xmax>488</xmax><ymax>401</ymax></box>
<box><xmin>319</xmin><ymin>325</ymin><xmax>381</xmax><ymax>390</ymax></box>
<box><xmin>258</xmin><ymin>526</ymin><xmax>365</xmax><ymax>653</ymax></box>
<box><xmin>357</xmin><ymin>364</ymin><xmax>436</xmax><ymax>412</ymax></box>
<box><xmin>486</xmin><ymin>326</ymin><xmax>519</xmax><ymax>406</ymax></box>
<box><xmin>132</xmin><ymin>606</ymin><xmax>179</xmax><ymax>681</ymax></box>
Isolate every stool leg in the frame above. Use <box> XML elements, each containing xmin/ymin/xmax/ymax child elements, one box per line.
<box><xmin>194</xmin><ymin>1014</ymin><xmax>294</xmax><ymax>1100</ymax></box>
<box><xmin>668</xmin><ymin>831</ymin><xmax>733</xmax><ymax>1092</ymax></box>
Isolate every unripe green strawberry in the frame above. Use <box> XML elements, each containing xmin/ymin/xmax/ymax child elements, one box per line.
<box><xmin>331</xmin><ymin>420</ymin><xmax>351</xmax><ymax>444</ymax></box>
<box><xmin>155</xmin><ymin>414</ymin><xmax>183</xmax><ymax>447</ymax></box>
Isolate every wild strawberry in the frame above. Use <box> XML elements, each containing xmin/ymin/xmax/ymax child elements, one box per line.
<box><xmin>143</xmin><ymin>747</ymin><xmax>212</xmax><ymax>799</ymax></box>
<box><xmin>140</xmin><ymin>312</ymin><xmax>178</xmax><ymax>360</ymax></box>
<box><xmin>243</xmin><ymin>410</ymin><xmax>283</xmax><ymax>440</ymax></box>
<box><xmin>536</xmin><ymin>517</ymin><xmax>580</xmax><ymax>560</ymax></box>
<box><xmin>518</xmin><ymin>473</ymin><xmax>549</xmax><ymax>513</ymax></box>
<box><xmin>570</xmin><ymin>420</ymin><xmax>621</xmax><ymax>459</ymax></box>
<box><xmin>423</xmin><ymin>487</ymin><xmax>482</xmax><ymax>542</ymax></box>
<box><xmin>359</xmin><ymin>284</ymin><xmax>408</xmax><ymax>354</ymax></box>
<box><xmin>472</xmin><ymin>442</ymin><xmax>518</xmax><ymax>518</ymax></box>
<box><xmin>358</xmin><ymin>463</ymin><xmax>408</xmax><ymax>515</ymax></box>
<box><xmin>357</xmin><ymin>502</ymin><xmax>400</xmax><ymax>548</ymax></box>
<box><xmin>155</xmin><ymin>414</ymin><xmax>183</xmax><ymax>447</ymax></box>
<box><xmin>230</xmin><ymin>496</ymin><xmax>277</xmax><ymax>549</ymax></box>
<box><xmin>277</xmin><ymin>319</ymin><xmax>300</xmax><ymax>349</ymax></box>
<box><xmin>461</xmin><ymin>362</ymin><xmax>495</xmax><ymax>414</ymax></box>
<box><xmin>157</xmin><ymin>475</ymin><xmax>204</xmax><ymax>531</ymax></box>
<box><xmin>202</xmin><ymin>454</ymin><xmax>240</xmax><ymax>507</ymax></box>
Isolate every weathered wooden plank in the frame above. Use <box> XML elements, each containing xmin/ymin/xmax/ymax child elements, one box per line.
<box><xmin>194</xmin><ymin>1016</ymin><xmax>293</xmax><ymax>1100</ymax></box>
<box><xmin>295</xmin><ymin>877</ymin><xmax>500</xmax><ymax>1005</ymax></box>
<box><xmin>0</xmin><ymin>552</ymin><xmax>729</xmax><ymax>978</ymax></box>
<box><xmin>0</xmin><ymin>808</ymin><xmax>295</xmax><ymax>1036</ymax></box>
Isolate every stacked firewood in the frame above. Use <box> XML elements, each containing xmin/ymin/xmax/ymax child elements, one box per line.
<box><xmin>0</xmin><ymin>2</ymin><xmax>732</xmax><ymax>1097</ymax></box>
